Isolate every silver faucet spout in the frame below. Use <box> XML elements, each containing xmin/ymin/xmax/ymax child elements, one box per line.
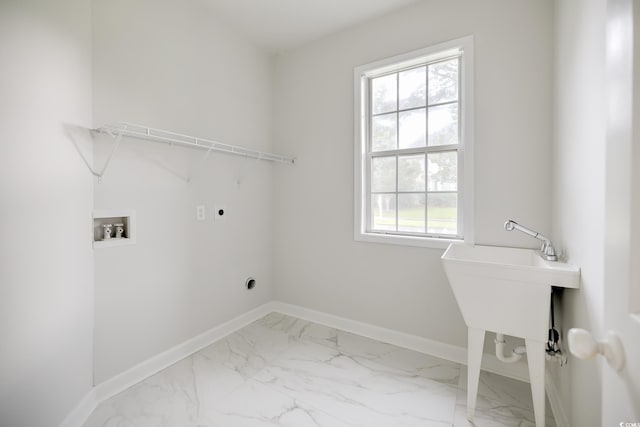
<box><xmin>504</xmin><ymin>220</ymin><xmax>558</xmax><ymax>261</ymax></box>
<box><xmin>504</xmin><ymin>220</ymin><xmax>551</xmax><ymax>243</ymax></box>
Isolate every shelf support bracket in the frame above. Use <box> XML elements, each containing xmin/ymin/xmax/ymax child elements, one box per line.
<box><xmin>71</xmin><ymin>124</ymin><xmax>125</xmax><ymax>182</ymax></box>
<box><xmin>67</xmin><ymin>123</ymin><xmax>126</xmax><ymax>182</ymax></box>
<box><xmin>94</xmin><ymin>127</ymin><xmax>125</xmax><ymax>183</ymax></box>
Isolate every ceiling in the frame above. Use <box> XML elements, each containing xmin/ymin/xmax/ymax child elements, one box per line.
<box><xmin>201</xmin><ymin>0</ymin><xmax>420</xmax><ymax>52</ymax></box>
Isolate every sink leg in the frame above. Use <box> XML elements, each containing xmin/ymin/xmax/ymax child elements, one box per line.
<box><xmin>525</xmin><ymin>339</ymin><xmax>546</xmax><ymax>427</ymax></box>
<box><xmin>467</xmin><ymin>327</ymin><xmax>485</xmax><ymax>420</ymax></box>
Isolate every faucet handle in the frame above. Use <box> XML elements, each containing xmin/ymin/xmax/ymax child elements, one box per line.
<box><xmin>542</xmin><ymin>243</ymin><xmax>557</xmax><ymax>261</ymax></box>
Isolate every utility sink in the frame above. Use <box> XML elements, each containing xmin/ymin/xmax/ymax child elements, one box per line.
<box><xmin>441</xmin><ymin>242</ymin><xmax>580</xmax><ymax>427</ymax></box>
<box><xmin>442</xmin><ymin>243</ymin><xmax>579</xmax><ymax>341</ymax></box>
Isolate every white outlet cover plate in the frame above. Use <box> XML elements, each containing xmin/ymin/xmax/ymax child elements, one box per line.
<box><xmin>196</xmin><ymin>205</ymin><xmax>206</xmax><ymax>221</ymax></box>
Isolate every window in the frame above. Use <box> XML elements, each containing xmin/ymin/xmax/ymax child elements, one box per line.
<box><xmin>354</xmin><ymin>37</ymin><xmax>474</xmax><ymax>248</ymax></box>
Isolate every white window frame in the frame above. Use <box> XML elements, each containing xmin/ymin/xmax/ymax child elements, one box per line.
<box><xmin>354</xmin><ymin>36</ymin><xmax>474</xmax><ymax>249</ymax></box>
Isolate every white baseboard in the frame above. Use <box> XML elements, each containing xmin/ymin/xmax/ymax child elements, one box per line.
<box><xmin>62</xmin><ymin>300</ymin><xmax>538</xmax><ymax>427</ymax></box>
<box><xmin>59</xmin><ymin>388</ymin><xmax>97</xmax><ymax>427</ymax></box>
<box><xmin>270</xmin><ymin>301</ymin><xmax>530</xmax><ymax>383</ymax></box>
<box><xmin>60</xmin><ymin>301</ymin><xmax>277</xmax><ymax>427</ymax></box>
<box><xmin>545</xmin><ymin>370</ymin><xmax>570</xmax><ymax>427</ymax></box>
<box><xmin>94</xmin><ymin>302</ymin><xmax>277</xmax><ymax>403</ymax></box>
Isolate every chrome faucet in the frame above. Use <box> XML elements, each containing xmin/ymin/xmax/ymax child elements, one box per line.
<box><xmin>504</xmin><ymin>220</ymin><xmax>558</xmax><ymax>261</ymax></box>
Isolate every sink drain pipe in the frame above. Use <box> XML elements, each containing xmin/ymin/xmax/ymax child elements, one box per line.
<box><xmin>495</xmin><ymin>334</ymin><xmax>527</xmax><ymax>363</ymax></box>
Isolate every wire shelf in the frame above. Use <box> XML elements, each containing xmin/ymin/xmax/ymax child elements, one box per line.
<box><xmin>94</xmin><ymin>122</ymin><xmax>295</xmax><ymax>165</ymax></box>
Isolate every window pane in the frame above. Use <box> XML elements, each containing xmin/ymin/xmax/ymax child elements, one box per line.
<box><xmin>399</xmin><ymin>109</ymin><xmax>426</xmax><ymax>149</ymax></box>
<box><xmin>372</xmin><ymin>113</ymin><xmax>397</xmax><ymax>151</ymax></box>
<box><xmin>372</xmin><ymin>156</ymin><xmax>396</xmax><ymax>192</ymax></box>
<box><xmin>428</xmin><ymin>151</ymin><xmax>457</xmax><ymax>191</ymax></box>
<box><xmin>398</xmin><ymin>194</ymin><xmax>425</xmax><ymax>233</ymax></box>
<box><xmin>371</xmin><ymin>74</ymin><xmax>397</xmax><ymax>114</ymax></box>
<box><xmin>428</xmin><ymin>59</ymin><xmax>458</xmax><ymax>105</ymax></box>
<box><xmin>399</xmin><ymin>67</ymin><xmax>426</xmax><ymax>110</ymax></box>
<box><xmin>398</xmin><ymin>155</ymin><xmax>425</xmax><ymax>192</ymax></box>
<box><xmin>428</xmin><ymin>103</ymin><xmax>458</xmax><ymax>146</ymax></box>
<box><xmin>372</xmin><ymin>194</ymin><xmax>396</xmax><ymax>231</ymax></box>
<box><xmin>427</xmin><ymin>193</ymin><xmax>457</xmax><ymax>235</ymax></box>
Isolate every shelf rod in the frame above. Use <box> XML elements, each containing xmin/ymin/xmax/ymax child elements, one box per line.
<box><xmin>94</xmin><ymin>122</ymin><xmax>295</xmax><ymax>165</ymax></box>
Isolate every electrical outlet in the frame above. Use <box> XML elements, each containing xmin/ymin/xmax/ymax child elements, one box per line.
<box><xmin>214</xmin><ymin>205</ymin><xmax>226</xmax><ymax>221</ymax></box>
<box><xmin>196</xmin><ymin>205</ymin><xmax>206</xmax><ymax>221</ymax></box>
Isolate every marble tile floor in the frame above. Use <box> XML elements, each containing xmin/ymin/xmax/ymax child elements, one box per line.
<box><xmin>85</xmin><ymin>313</ymin><xmax>557</xmax><ymax>427</ymax></box>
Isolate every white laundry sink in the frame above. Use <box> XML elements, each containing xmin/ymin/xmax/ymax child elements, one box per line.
<box><xmin>441</xmin><ymin>242</ymin><xmax>580</xmax><ymax>427</ymax></box>
<box><xmin>441</xmin><ymin>243</ymin><xmax>579</xmax><ymax>341</ymax></box>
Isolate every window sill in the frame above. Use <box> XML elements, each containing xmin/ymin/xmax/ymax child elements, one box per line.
<box><xmin>355</xmin><ymin>231</ymin><xmax>459</xmax><ymax>249</ymax></box>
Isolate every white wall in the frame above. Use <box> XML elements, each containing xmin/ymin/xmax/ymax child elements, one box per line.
<box><xmin>0</xmin><ymin>1</ymin><xmax>94</xmax><ymax>426</ymax></box>
<box><xmin>272</xmin><ymin>0</ymin><xmax>553</xmax><ymax>348</ymax></box>
<box><xmin>550</xmin><ymin>0</ymin><xmax>607</xmax><ymax>425</ymax></box>
<box><xmin>92</xmin><ymin>0</ymin><xmax>275</xmax><ymax>383</ymax></box>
